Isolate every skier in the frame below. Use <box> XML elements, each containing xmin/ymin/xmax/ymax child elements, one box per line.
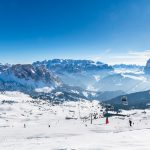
<box><xmin>24</xmin><ymin>124</ymin><xmax>26</xmax><ymax>128</ymax></box>
<box><xmin>129</xmin><ymin>119</ymin><xmax>132</xmax><ymax>127</ymax></box>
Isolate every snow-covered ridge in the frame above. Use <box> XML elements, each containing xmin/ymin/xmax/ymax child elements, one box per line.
<box><xmin>0</xmin><ymin>64</ymin><xmax>61</xmax><ymax>92</ymax></box>
<box><xmin>33</xmin><ymin>59</ymin><xmax>114</xmax><ymax>92</ymax></box>
<box><xmin>144</xmin><ymin>58</ymin><xmax>150</xmax><ymax>73</ymax></box>
<box><xmin>33</xmin><ymin>59</ymin><xmax>114</xmax><ymax>73</ymax></box>
<box><xmin>113</xmin><ymin>64</ymin><xmax>144</xmax><ymax>74</ymax></box>
<box><xmin>0</xmin><ymin>91</ymin><xmax>32</xmax><ymax>102</ymax></box>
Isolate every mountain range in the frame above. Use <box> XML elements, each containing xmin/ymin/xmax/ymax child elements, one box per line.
<box><xmin>0</xmin><ymin>58</ymin><xmax>150</xmax><ymax>106</ymax></box>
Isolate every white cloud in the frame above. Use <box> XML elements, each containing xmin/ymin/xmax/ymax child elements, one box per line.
<box><xmin>128</xmin><ymin>50</ymin><xmax>150</xmax><ymax>58</ymax></box>
<box><xmin>35</xmin><ymin>87</ymin><xmax>54</xmax><ymax>93</ymax></box>
<box><xmin>90</xmin><ymin>50</ymin><xmax>150</xmax><ymax>65</ymax></box>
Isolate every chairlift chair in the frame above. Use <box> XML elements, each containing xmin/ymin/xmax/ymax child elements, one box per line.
<box><xmin>105</xmin><ymin>104</ymin><xmax>112</xmax><ymax>111</ymax></box>
<box><xmin>121</xmin><ymin>96</ymin><xmax>128</xmax><ymax>105</ymax></box>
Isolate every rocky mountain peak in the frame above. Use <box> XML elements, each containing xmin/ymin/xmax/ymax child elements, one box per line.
<box><xmin>33</xmin><ymin>59</ymin><xmax>113</xmax><ymax>73</ymax></box>
<box><xmin>144</xmin><ymin>59</ymin><xmax>150</xmax><ymax>73</ymax></box>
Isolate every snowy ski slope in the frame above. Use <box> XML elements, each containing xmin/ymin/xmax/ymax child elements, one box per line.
<box><xmin>0</xmin><ymin>92</ymin><xmax>150</xmax><ymax>150</ymax></box>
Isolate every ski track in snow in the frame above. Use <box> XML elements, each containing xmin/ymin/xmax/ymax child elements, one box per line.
<box><xmin>0</xmin><ymin>91</ymin><xmax>150</xmax><ymax>150</ymax></box>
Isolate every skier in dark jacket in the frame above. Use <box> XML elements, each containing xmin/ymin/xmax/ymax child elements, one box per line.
<box><xmin>129</xmin><ymin>119</ymin><xmax>132</xmax><ymax>127</ymax></box>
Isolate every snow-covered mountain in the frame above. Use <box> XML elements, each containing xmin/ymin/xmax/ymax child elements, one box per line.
<box><xmin>94</xmin><ymin>72</ymin><xmax>150</xmax><ymax>93</ymax></box>
<box><xmin>33</xmin><ymin>59</ymin><xmax>113</xmax><ymax>73</ymax></box>
<box><xmin>0</xmin><ymin>59</ymin><xmax>149</xmax><ymax>102</ymax></box>
<box><xmin>0</xmin><ymin>62</ymin><xmax>125</xmax><ymax>102</ymax></box>
<box><xmin>33</xmin><ymin>59</ymin><xmax>149</xmax><ymax>94</ymax></box>
<box><xmin>144</xmin><ymin>59</ymin><xmax>150</xmax><ymax>74</ymax></box>
<box><xmin>113</xmin><ymin>64</ymin><xmax>144</xmax><ymax>74</ymax></box>
<box><xmin>96</xmin><ymin>63</ymin><xmax>149</xmax><ymax>93</ymax></box>
<box><xmin>0</xmin><ymin>63</ymin><xmax>11</xmax><ymax>73</ymax></box>
<box><xmin>0</xmin><ymin>64</ymin><xmax>61</xmax><ymax>92</ymax></box>
<box><xmin>33</xmin><ymin>59</ymin><xmax>114</xmax><ymax>91</ymax></box>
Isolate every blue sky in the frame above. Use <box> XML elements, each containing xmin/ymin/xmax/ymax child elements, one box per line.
<box><xmin>0</xmin><ymin>0</ymin><xmax>150</xmax><ymax>65</ymax></box>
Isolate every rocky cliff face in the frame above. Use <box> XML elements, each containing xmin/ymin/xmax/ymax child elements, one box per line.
<box><xmin>33</xmin><ymin>59</ymin><xmax>114</xmax><ymax>90</ymax></box>
<box><xmin>33</xmin><ymin>59</ymin><xmax>113</xmax><ymax>73</ymax></box>
<box><xmin>0</xmin><ymin>64</ymin><xmax>61</xmax><ymax>92</ymax></box>
<box><xmin>144</xmin><ymin>59</ymin><xmax>150</xmax><ymax>74</ymax></box>
<box><xmin>0</xmin><ymin>63</ymin><xmax>11</xmax><ymax>73</ymax></box>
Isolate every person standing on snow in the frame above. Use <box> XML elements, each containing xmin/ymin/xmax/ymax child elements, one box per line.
<box><xmin>129</xmin><ymin>119</ymin><xmax>132</xmax><ymax>127</ymax></box>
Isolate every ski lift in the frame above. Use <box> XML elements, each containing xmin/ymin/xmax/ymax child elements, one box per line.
<box><xmin>121</xmin><ymin>96</ymin><xmax>128</xmax><ymax>105</ymax></box>
<box><xmin>105</xmin><ymin>104</ymin><xmax>112</xmax><ymax>111</ymax></box>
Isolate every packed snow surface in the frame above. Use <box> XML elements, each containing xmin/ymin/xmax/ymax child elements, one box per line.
<box><xmin>0</xmin><ymin>92</ymin><xmax>150</xmax><ymax>150</ymax></box>
<box><xmin>35</xmin><ymin>87</ymin><xmax>54</xmax><ymax>93</ymax></box>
